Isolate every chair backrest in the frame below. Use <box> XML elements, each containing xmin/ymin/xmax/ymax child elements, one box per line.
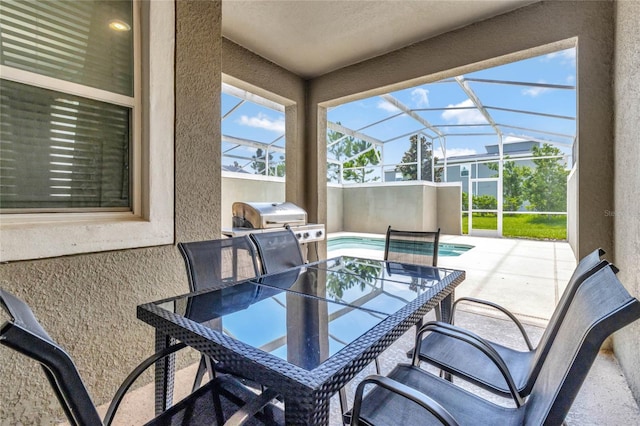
<box><xmin>384</xmin><ymin>226</ymin><xmax>440</xmax><ymax>267</ymax></box>
<box><xmin>0</xmin><ymin>289</ymin><xmax>102</xmax><ymax>426</ymax></box>
<box><xmin>523</xmin><ymin>265</ymin><xmax>640</xmax><ymax>425</ymax></box>
<box><xmin>523</xmin><ymin>248</ymin><xmax>608</xmax><ymax>393</ymax></box>
<box><xmin>178</xmin><ymin>236</ymin><xmax>261</xmax><ymax>292</ymax></box>
<box><xmin>250</xmin><ymin>229</ymin><xmax>305</xmax><ymax>274</ymax></box>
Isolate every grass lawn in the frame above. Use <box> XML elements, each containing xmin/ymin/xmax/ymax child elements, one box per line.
<box><xmin>462</xmin><ymin>214</ymin><xmax>567</xmax><ymax>240</ymax></box>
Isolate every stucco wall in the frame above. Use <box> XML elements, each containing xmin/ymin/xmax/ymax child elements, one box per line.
<box><xmin>342</xmin><ymin>184</ymin><xmax>425</xmax><ymax>234</ymax></box>
<box><xmin>327</xmin><ymin>185</ymin><xmax>344</xmax><ymax>233</ymax></box>
<box><xmin>437</xmin><ymin>184</ymin><xmax>463</xmax><ymax>235</ymax></box>
<box><xmin>0</xmin><ymin>1</ymin><xmax>222</xmax><ymax>423</ymax></box>
<box><xmin>328</xmin><ymin>182</ymin><xmax>461</xmax><ymax>235</ymax></box>
<box><xmin>340</xmin><ymin>182</ymin><xmax>438</xmax><ymax>234</ymax></box>
<box><xmin>221</xmin><ymin>174</ymin><xmax>286</xmax><ymax>229</ymax></box>
<box><xmin>613</xmin><ymin>0</ymin><xmax>640</xmax><ymax>403</ymax></box>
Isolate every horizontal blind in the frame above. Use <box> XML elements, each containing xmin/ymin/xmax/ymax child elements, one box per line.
<box><xmin>0</xmin><ymin>0</ymin><xmax>134</xmax><ymax>211</ymax></box>
<box><xmin>0</xmin><ymin>79</ymin><xmax>130</xmax><ymax>210</ymax></box>
<box><xmin>0</xmin><ymin>0</ymin><xmax>133</xmax><ymax>96</ymax></box>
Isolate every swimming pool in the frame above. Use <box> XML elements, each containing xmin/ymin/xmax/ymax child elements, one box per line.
<box><xmin>327</xmin><ymin>236</ymin><xmax>473</xmax><ymax>256</ymax></box>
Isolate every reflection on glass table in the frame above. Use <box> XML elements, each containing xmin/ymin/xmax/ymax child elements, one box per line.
<box><xmin>157</xmin><ymin>281</ymin><xmax>389</xmax><ymax>371</ymax></box>
<box><xmin>268</xmin><ymin>256</ymin><xmax>453</xmax><ymax>314</ymax></box>
<box><xmin>310</xmin><ymin>256</ymin><xmax>448</xmax><ymax>284</ymax></box>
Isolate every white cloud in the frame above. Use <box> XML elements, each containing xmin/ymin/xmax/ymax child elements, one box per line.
<box><xmin>441</xmin><ymin>99</ymin><xmax>486</xmax><ymax>125</ymax></box>
<box><xmin>441</xmin><ymin>148</ymin><xmax>477</xmax><ymax>158</ymax></box>
<box><xmin>411</xmin><ymin>88</ymin><xmax>429</xmax><ymax>107</ymax></box>
<box><xmin>237</xmin><ymin>113</ymin><xmax>285</xmax><ymax>133</ymax></box>
<box><xmin>522</xmin><ymin>80</ymin><xmax>552</xmax><ymax>97</ymax></box>
<box><xmin>376</xmin><ymin>100</ymin><xmax>400</xmax><ymax>112</ymax></box>
<box><xmin>566</xmin><ymin>75</ymin><xmax>575</xmax><ymax>84</ymax></box>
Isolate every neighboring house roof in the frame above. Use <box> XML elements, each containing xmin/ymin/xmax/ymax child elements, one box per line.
<box><xmin>437</xmin><ymin>140</ymin><xmax>540</xmax><ymax>165</ymax></box>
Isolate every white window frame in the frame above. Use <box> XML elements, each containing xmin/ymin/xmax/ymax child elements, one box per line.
<box><xmin>0</xmin><ymin>0</ymin><xmax>175</xmax><ymax>262</ymax></box>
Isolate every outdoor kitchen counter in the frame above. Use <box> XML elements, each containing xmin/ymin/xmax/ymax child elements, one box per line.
<box><xmin>137</xmin><ymin>256</ymin><xmax>465</xmax><ymax>425</ymax></box>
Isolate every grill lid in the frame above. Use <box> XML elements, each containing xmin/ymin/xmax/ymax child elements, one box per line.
<box><xmin>232</xmin><ymin>202</ymin><xmax>307</xmax><ymax>229</ymax></box>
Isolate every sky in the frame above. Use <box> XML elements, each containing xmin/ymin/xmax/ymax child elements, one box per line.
<box><xmin>221</xmin><ymin>47</ymin><xmax>576</xmax><ymax>172</ymax></box>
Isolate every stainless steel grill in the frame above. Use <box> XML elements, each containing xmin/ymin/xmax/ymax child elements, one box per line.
<box><xmin>228</xmin><ymin>201</ymin><xmax>325</xmax><ymax>244</ymax></box>
<box><xmin>232</xmin><ymin>202</ymin><xmax>306</xmax><ymax>229</ymax></box>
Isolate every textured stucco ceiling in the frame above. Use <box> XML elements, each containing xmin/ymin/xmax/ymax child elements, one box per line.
<box><xmin>222</xmin><ymin>0</ymin><xmax>537</xmax><ymax>78</ymax></box>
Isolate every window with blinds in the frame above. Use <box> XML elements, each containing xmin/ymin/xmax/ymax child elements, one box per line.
<box><xmin>0</xmin><ymin>0</ymin><xmax>134</xmax><ymax>211</ymax></box>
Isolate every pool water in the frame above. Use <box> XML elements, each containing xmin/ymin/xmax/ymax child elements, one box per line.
<box><xmin>327</xmin><ymin>236</ymin><xmax>473</xmax><ymax>257</ymax></box>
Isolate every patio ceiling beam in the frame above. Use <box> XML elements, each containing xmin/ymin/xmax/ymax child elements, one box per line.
<box><xmin>454</xmin><ymin>76</ymin><xmax>501</xmax><ymax>139</ymax></box>
<box><xmin>413</xmin><ymin>106</ymin><xmax>477</xmax><ymax>112</ymax></box>
<box><xmin>223</xmin><ymin>153</ymin><xmax>258</xmax><ymax>162</ymax></box>
<box><xmin>431</xmin><ymin>123</ymin><xmax>494</xmax><ymax>128</ymax></box>
<box><xmin>222</xmin><ymin>134</ymin><xmax>286</xmax><ymax>154</ymax></box>
<box><xmin>379</xmin><ymin>93</ymin><xmax>444</xmax><ymax>138</ymax></box>
<box><xmin>439</xmin><ymin>132</ymin><xmax>497</xmax><ymax>137</ymax></box>
<box><xmin>498</xmin><ymin>124</ymin><xmax>574</xmax><ymax>139</ymax></box>
<box><xmin>222</xmin><ymin>83</ymin><xmax>284</xmax><ymax>112</ymax></box>
<box><xmin>502</xmin><ymin>133</ymin><xmax>574</xmax><ymax>147</ymax></box>
<box><xmin>485</xmin><ymin>105</ymin><xmax>575</xmax><ymax>121</ymax></box>
<box><xmin>463</xmin><ymin>77</ymin><xmax>575</xmax><ymax>90</ymax></box>
<box><xmin>382</xmin><ymin>127</ymin><xmax>429</xmax><ymax>143</ymax></box>
<box><xmin>356</xmin><ymin>112</ymin><xmax>404</xmax><ymax>132</ymax></box>
<box><xmin>327</xmin><ymin>121</ymin><xmax>384</xmax><ymax>148</ymax></box>
<box><xmin>222</xmin><ymin>99</ymin><xmax>245</xmax><ymax>120</ymax></box>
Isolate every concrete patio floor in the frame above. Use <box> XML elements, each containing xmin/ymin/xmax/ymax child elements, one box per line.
<box><xmin>98</xmin><ymin>235</ymin><xmax>640</xmax><ymax>425</ymax></box>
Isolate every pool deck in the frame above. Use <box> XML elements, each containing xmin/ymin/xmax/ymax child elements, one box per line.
<box><xmin>94</xmin><ymin>234</ymin><xmax>640</xmax><ymax>425</ymax></box>
<box><xmin>328</xmin><ymin>232</ymin><xmax>577</xmax><ymax>326</ymax></box>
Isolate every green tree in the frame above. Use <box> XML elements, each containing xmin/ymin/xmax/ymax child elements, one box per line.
<box><xmin>488</xmin><ymin>158</ymin><xmax>532</xmax><ymax>211</ymax></box>
<box><xmin>524</xmin><ymin>143</ymin><xmax>568</xmax><ymax>212</ymax></box>
<box><xmin>327</xmin><ymin>126</ymin><xmax>380</xmax><ymax>183</ymax></box>
<box><xmin>473</xmin><ymin>194</ymin><xmax>497</xmax><ymax>210</ymax></box>
<box><xmin>251</xmin><ymin>148</ymin><xmax>285</xmax><ymax>176</ymax></box>
<box><xmin>396</xmin><ymin>134</ymin><xmax>442</xmax><ymax>182</ymax></box>
<box><xmin>326</xmin><ymin>258</ymin><xmax>382</xmax><ymax>298</ymax></box>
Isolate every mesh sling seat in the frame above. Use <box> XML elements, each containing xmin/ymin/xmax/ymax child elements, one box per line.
<box><xmin>178</xmin><ymin>236</ymin><xmax>261</xmax><ymax>291</ymax></box>
<box><xmin>384</xmin><ymin>226</ymin><xmax>441</xmax><ymax>267</ymax></box>
<box><xmin>346</xmin><ymin>264</ymin><xmax>640</xmax><ymax>426</ymax></box>
<box><xmin>249</xmin><ymin>229</ymin><xmax>305</xmax><ymax>274</ymax></box>
<box><xmin>415</xmin><ymin>248</ymin><xmax>607</xmax><ymax>398</ymax></box>
<box><xmin>0</xmin><ymin>288</ymin><xmax>283</xmax><ymax>426</ymax></box>
<box><xmin>383</xmin><ymin>226</ymin><xmax>441</xmax><ymax>366</ymax></box>
<box><xmin>178</xmin><ymin>236</ymin><xmax>262</xmax><ymax>391</ymax></box>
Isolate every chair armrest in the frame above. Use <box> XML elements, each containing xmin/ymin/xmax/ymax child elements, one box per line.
<box><xmin>452</xmin><ymin>297</ymin><xmax>533</xmax><ymax>350</ymax></box>
<box><xmin>351</xmin><ymin>375</ymin><xmax>459</xmax><ymax>426</ymax></box>
<box><xmin>415</xmin><ymin>321</ymin><xmax>525</xmax><ymax>407</ymax></box>
<box><xmin>104</xmin><ymin>342</ymin><xmax>188</xmax><ymax>425</ymax></box>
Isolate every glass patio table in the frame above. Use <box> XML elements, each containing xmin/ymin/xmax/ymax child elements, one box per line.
<box><xmin>137</xmin><ymin>256</ymin><xmax>465</xmax><ymax>425</ymax></box>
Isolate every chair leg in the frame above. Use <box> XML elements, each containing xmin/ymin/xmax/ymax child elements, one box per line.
<box><xmin>193</xmin><ymin>355</ymin><xmax>220</xmax><ymax>392</ymax></box>
<box><xmin>209</xmin><ymin>382</ymin><xmax>226</xmax><ymax>425</ymax></box>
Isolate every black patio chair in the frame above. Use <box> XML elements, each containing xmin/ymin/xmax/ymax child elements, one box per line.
<box><xmin>0</xmin><ymin>288</ymin><xmax>283</xmax><ymax>426</ymax></box>
<box><xmin>178</xmin><ymin>236</ymin><xmax>262</xmax><ymax>391</ymax></box>
<box><xmin>178</xmin><ymin>236</ymin><xmax>261</xmax><ymax>291</ymax></box>
<box><xmin>346</xmin><ymin>264</ymin><xmax>640</xmax><ymax>425</ymax></box>
<box><xmin>383</xmin><ymin>226</ymin><xmax>441</xmax><ymax>371</ymax></box>
<box><xmin>384</xmin><ymin>226</ymin><xmax>441</xmax><ymax>267</ymax></box>
<box><xmin>249</xmin><ymin>229</ymin><xmax>305</xmax><ymax>274</ymax></box>
<box><xmin>415</xmin><ymin>248</ymin><xmax>607</xmax><ymax>398</ymax></box>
